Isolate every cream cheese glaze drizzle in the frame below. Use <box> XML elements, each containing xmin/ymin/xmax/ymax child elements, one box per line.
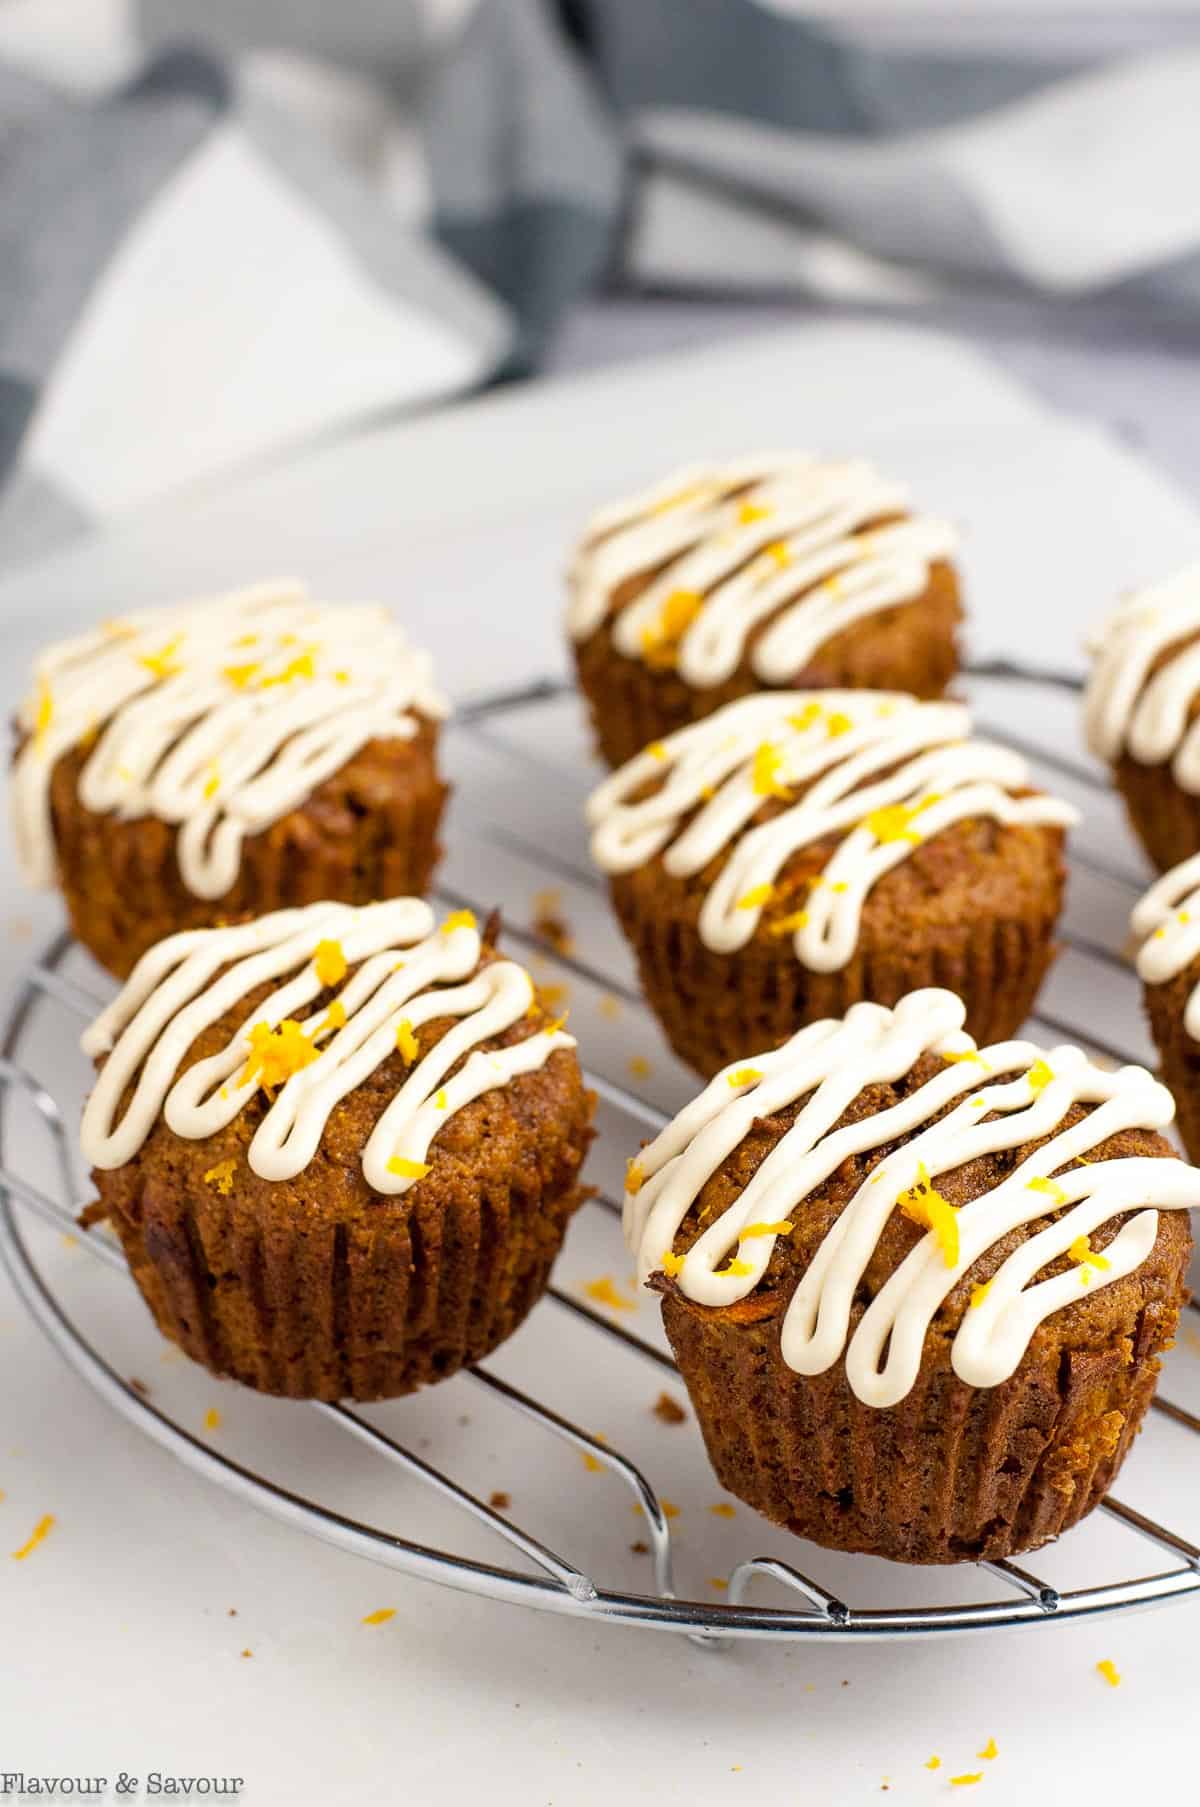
<box><xmin>566</xmin><ymin>455</ymin><xmax>958</xmax><ymax>688</ymax></box>
<box><xmin>1084</xmin><ymin>562</ymin><xmax>1200</xmax><ymax>788</ymax></box>
<box><xmin>80</xmin><ymin>899</ymin><xmax>574</xmax><ymax>1196</ymax></box>
<box><xmin>586</xmin><ymin>691</ymin><xmax>1078</xmax><ymax>973</ymax></box>
<box><xmin>624</xmin><ymin>988</ymin><xmax>1197</xmax><ymax>1406</ymax></box>
<box><xmin>12</xmin><ymin>579</ymin><xmax>448</xmax><ymax>899</ymax></box>
<box><xmin>1132</xmin><ymin>852</ymin><xmax>1200</xmax><ymax>1039</ymax></box>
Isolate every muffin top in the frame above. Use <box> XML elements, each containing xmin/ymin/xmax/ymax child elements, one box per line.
<box><xmin>81</xmin><ymin>898</ymin><xmax>575</xmax><ymax>1198</ymax></box>
<box><xmin>1133</xmin><ymin>853</ymin><xmax>1200</xmax><ymax>1034</ymax></box>
<box><xmin>12</xmin><ymin>579</ymin><xmax>447</xmax><ymax>899</ymax></box>
<box><xmin>587</xmin><ymin>690</ymin><xmax>1077</xmax><ymax>973</ymax></box>
<box><xmin>624</xmin><ymin>987</ymin><xmax>1197</xmax><ymax>1407</ymax></box>
<box><xmin>566</xmin><ymin>455</ymin><xmax>957</xmax><ymax>689</ymax></box>
<box><xmin>1084</xmin><ymin>561</ymin><xmax>1200</xmax><ymax>785</ymax></box>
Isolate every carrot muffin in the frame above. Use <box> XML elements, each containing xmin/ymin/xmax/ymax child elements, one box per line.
<box><xmin>1084</xmin><ymin>562</ymin><xmax>1200</xmax><ymax>870</ymax></box>
<box><xmin>80</xmin><ymin>898</ymin><xmax>593</xmax><ymax>1400</ymax></box>
<box><xmin>567</xmin><ymin>455</ymin><xmax>962</xmax><ymax>768</ymax></box>
<box><xmin>624</xmin><ymin>987</ymin><xmax>1196</xmax><ymax>1562</ymax></box>
<box><xmin>587</xmin><ymin>690</ymin><xmax>1077</xmax><ymax>1077</ymax></box>
<box><xmin>1131</xmin><ymin>853</ymin><xmax>1200</xmax><ymax>1162</ymax></box>
<box><xmin>11</xmin><ymin>579</ymin><xmax>450</xmax><ymax>978</ymax></box>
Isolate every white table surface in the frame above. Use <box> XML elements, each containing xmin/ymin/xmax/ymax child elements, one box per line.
<box><xmin>0</xmin><ymin>316</ymin><xmax>1198</xmax><ymax>1805</ymax></box>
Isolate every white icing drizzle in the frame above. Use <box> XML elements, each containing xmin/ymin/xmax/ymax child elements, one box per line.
<box><xmin>587</xmin><ymin>691</ymin><xmax>1078</xmax><ymax>973</ymax></box>
<box><xmin>625</xmin><ymin>988</ymin><xmax>1197</xmax><ymax>1406</ymax></box>
<box><xmin>1132</xmin><ymin>852</ymin><xmax>1200</xmax><ymax>1040</ymax></box>
<box><xmin>1084</xmin><ymin>561</ymin><xmax>1200</xmax><ymax>789</ymax></box>
<box><xmin>80</xmin><ymin>899</ymin><xmax>574</xmax><ymax>1196</ymax></box>
<box><xmin>11</xmin><ymin>579</ymin><xmax>448</xmax><ymax>899</ymax></box>
<box><xmin>566</xmin><ymin>455</ymin><xmax>958</xmax><ymax>689</ymax></box>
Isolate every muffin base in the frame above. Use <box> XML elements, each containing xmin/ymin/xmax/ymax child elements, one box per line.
<box><xmin>609</xmin><ymin>819</ymin><xmax>1069</xmax><ymax>1078</ymax></box>
<box><xmin>88</xmin><ymin>1009</ymin><xmax>593</xmax><ymax>1401</ymax></box>
<box><xmin>1143</xmin><ymin>964</ymin><xmax>1200</xmax><ymax>1163</ymax></box>
<box><xmin>659</xmin><ymin>1248</ymin><xmax>1188</xmax><ymax>1563</ymax></box>
<box><xmin>574</xmin><ymin>562</ymin><xmax>961</xmax><ymax>769</ymax></box>
<box><xmin>1115</xmin><ymin>753</ymin><xmax>1200</xmax><ymax>874</ymax></box>
<box><xmin>48</xmin><ymin>718</ymin><xmax>449</xmax><ymax>980</ymax></box>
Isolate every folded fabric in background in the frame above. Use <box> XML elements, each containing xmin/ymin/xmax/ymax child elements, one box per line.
<box><xmin>1</xmin><ymin>0</ymin><xmax>1198</xmax><ymax>567</ymax></box>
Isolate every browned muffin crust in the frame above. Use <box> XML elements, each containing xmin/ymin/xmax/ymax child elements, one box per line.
<box><xmin>1143</xmin><ymin>959</ymin><xmax>1200</xmax><ymax>1163</ymax></box>
<box><xmin>652</xmin><ymin>1051</ymin><xmax>1192</xmax><ymax>1563</ymax></box>
<box><xmin>86</xmin><ymin>941</ymin><xmax>594</xmax><ymax>1401</ymax></box>
<box><xmin>574</xmin><ymin>557</ymin><xmax>962</xmax><ymax>769</ymax></box>
<box><xmin>607</xmin><ymin>777</ymin><xmax>1068</xmax><ymax>1078</ymax></box>
<box><xmin>45</xmin><ymin>717</ymin><xmax>449</xmax><ymax>980</ymax></box>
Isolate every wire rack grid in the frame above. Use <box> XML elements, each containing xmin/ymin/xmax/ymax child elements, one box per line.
<box><xmin>1</xmin><ymin>669</ymin><xmax>1198</xmax><ymax>1646</ymax></box>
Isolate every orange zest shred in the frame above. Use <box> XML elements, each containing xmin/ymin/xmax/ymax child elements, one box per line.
<box><xmin>239</xmin><ymin>1019</ymin><xmax>320</xmax><ymax>1092</ymax></box>
<box><xmin>862</xmin><ymin>793</ymin><xmax>942</xmax><ymax>846</ymax></box>
<box><xmin>646</xmin><ymin>740</ymin><xmax>668</xmax><ymax>762</ymax></box>
<box><xmin>787</xmin><ymin>700</ymin><xmax>824</xmax><ymax>734</ymax></box>
<box><xmin>661</xmin><ymin>1500</ymin><xmax>680</xmax><ymax>1519</ymax></box>
<box><xmin>1096</xmin><ymin>1658</ymin><xmax>1121</xmax><ymax>1687</ymax></box>
<box><xmin>313</xmin><ymin>938</ymin><xmax>347</xmax><ymax>987</ymax></box>
<box><xmin>628</xmin><ymin>1054</ymin><xmax>652</xmax><ymax>1079</ymax></box>
<box><xmin>33</xmin><ymin>681</ymin><xmax>53</xmax><ymax>748</ymax></box>
<box><xmin>361</xmin><ymin>1608</ymin><xmax>396</xmax><ymax>1626</ymax></box>
<box><xmin>584</xmin><ymin>1275</ymin><xmax>635</xmax><ymax>1311</ymax></box>
<box><xmin>737</xmin><ymin>500</ymin><xmax>771</xmax><ymax>525</ymax></box>
<box><xmin>203</xmin><ymin>764</ymin><xmax>220</xmax><ymax>800</ymax></box>
<box><xmin>768</xmin><ymin>908</ymin><xmax>809</xmax><ymax>937</ymax></box>
<box><xmin>925</xmin><ymin>1757</ymin><xmax>942</xmax><ymax>1772</ymax></box>
<box><xmin>740</xmin><ymin>1220</ymin><xmax>794</xmax><ymax>1239</ymax></box>
<box><xmin>441</xmin><ymin>909</ymin><xmax>477</xmax><ymax>935</ymax></box>
<box><xmin>736</xmin><ymin>882</ymin><xmax>775</xmax><ymax>911</ymax></box>
<box><xmin>660</xmin><ymin>1249</ymin><xmax>684</xmax><ymax>1278</ymax></box>
<box><xmin>942</xmin><ymin>1048</ymin><xmax>985</xmax><ymax>1065</ymax></box>
<box><xmin>11</xmin><ymin>1513</ymin><xmax>55</xmax><ymax>1561</ymax></box>
<box><xmin>709</xmin><ymin>1576</ymin><xmax>729</xmax><ymax>1590</ymax></box>
<box><xmin>204</xmin><ymin>1407</ymin><xmax>221</xmax><ymax>1432</ymax></box>
<box><xmin>898</xmin><ymin>1162</ymin><xmax>959</xmax><ymax>1267</ymax></box>
<box><xmin>625</xmin><ymin>1159</ymin><xmax>645</xmax><ymax>1196</ymax></box>
<box><xmin>825</xmin><ymin>709</ymin><xmax>852</xmax><ymax>738</ymax></box>
<box><xmin>139</xmin><ymin>634</ymin><xmax>184</xmax><ymax>679</ymax></box>
<box><xmin>727</xmin><ymin>1066</ymin><xmax>763</xmax><ymax>1087</ymax></box>
<box><xmin>1027</xmin><ymin>1175</ymin><xmax>1068</xmax><ymax>1204</ymax></box>
<box><xmin>977</xmin><ymin>1739</ymin><xmax>998</xmax><ymax>1762</ymax></box>
<box><xmin>323</xmin><ymin>1001</ymin><xmax>347</xmax><ymax>1032</ymax></box>
<box><xmin>260</xmin><ymin>648</ymin><xmax>317</xmax><ymax>688</ymax></box>
<box><xmin>396</xmin><ymin>1018</ymin><xmax>419</xmax><ymax>1063</ymax></box>
<box><xmin>764</xmin><ymin>539</ymin><xmax>791</xmax><ymax>568</ymax></box>
<box><xmin>751</xmin><ymin>740</ymin><xmax>791</xmax><ymax>800</ymax></box>
<box><xmin>222</xmin><ymin>661</ymin><xmax>261</xmax><ymax>689</ymax></box>
<box><xmin>709</xmin><ymin>1503</ymin><xmax>737</xmax><ymax>1519</ymax></box>
<box><xmin>435</xmin><ymin>1088</ymin><xmax>448</xmax><ymax>1110</ymax></box>
<box><xmin>1069</xmin><ymin>1234</ymin><xmax>1112</xmax><ymax>1286</ymax></box>
<box><xmin>717</xmin><ymin>1258</ymin><xmax>753</xmax><ymax>1278</ymax></box>
<box><xmin>203</xmin><ymin>1158</ymin><xmax>237</xmax><ymax>1196</ymax></box>
<box><xmin>387</xmin><ymin>1156</ymin><xmax>431</xmax><ymax>1181</ymax></box>
<box><xmin>969</xmin><ymin>1281</ymin><xmax>992</xmax><ymax>1310</ymax></box>
<box><xmin>1027</xmin><ymin>1058</ymin><xmax>1054</xmax><ymax>1094</ymax></box>
<box><xmin>950</xmin><ymin>1777</ymin><xmax>982</xmax><ymax>1789</ymax></box>
<box><xmin>640</xmin><ymin>588</ymin><xmax>703</xmax><ymax>669</ymax></box>
<box><xmin>581</xmin><ymin>1450</ymin><xmax>605</xmax><ymax>1474</ymax></box>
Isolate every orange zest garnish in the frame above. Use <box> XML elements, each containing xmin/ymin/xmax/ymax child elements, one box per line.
<box><xmin>323</xmin><ymin>1001</ymin><xmax>347</xmax><ymax>1032</ymax></box>
<box><xmin>764</xmin><ymin>539</ymin><xmax>791</xmax><ymax>568</ymax></box>
<box><xmin>33</xmin><ymin>681</ymin><xmax>53</xmax><ymax>749</ymax></box>
<box><xmin>203</xmin><ymin>764</ymin><xmax>220</xmax><ymax>800</ymax></box>
<box><xmin>736</xmin><ymin>882</ymin><xmax>775</xmax><ymax>911</ymax></box>
<box><xmin>950</xmin><ymin>1778</ymin><xmax>982</xmax><ymax>1790</ymax></box>
<box><xmin>768</xmin><ymin>908</ymin><xmax>809</xmax><ymax>937</ymax></box>
<box><xmin>625</xmin><ymin>1159</ymin><xmax>645</xmax><ymax>1196</ymax></box>
<box><xmin>640</xmin><ymin>588</ymin><xmax>703</xmax><ymax>669</ymax></box>
<box><xmin>203</xmin><ymin>1407</ymin><xmax>221</xmax><ymax>1432</ymax></box>
<box><xmin>710</xmin><ymin>1502</ymin><xmax>737</xmax><ymax>1519</ymax></box>
<box><xmin>737</xmin><ymin>500</ymin><xmax>771</xmax><ymax>525</ymax></box>
<box><xmin>138</xmin><ymin>634</ymin><xmax>184</xmax><ymax>680</ymax></box>
<box><xmin>239</xmin><ymin>1019</ymin><xmax>320</xmax><ymax>1092</ymax></box>
<box><xmin>1027</xmin><ymin>1175</ymin><xmax>1068</xmax><ymax>1205</ymax></box>
<box><xmin>584</xmin><ymin>1275</ymin><xmax>635</xmax><ymax>1311</ymax></box>
<box><xmin>441</xmin><ymin>909</ymin><xmax>477</xmax><ymax>935</ymax></box>
<box><xmin>720</xmin><ymin>1258</ymin><xmax>754</xmax><ymax>1278</ymax></box>
<box><xmin>395</xmin><ymin>1018</ymin><xmax>419</xmax><ymax>1063</ymax></box>
<box><xmin>313</xmin><ymin>938</ymin><xmax>347</xmax><ymax>988</ymax></box>
<box><xmin>751</xmin><ymin>740</ymin><xmax>791</xmax><ymax>800</ymax></box>
<box><xmin>660</xmin><ymin>1249</ymin><xmax>685</xmax><ymax>1278</ymax></box>
<box><xmin>259</xmin><ymin>649</ymin><xmax>316</xmax><ymax>688</ymax></box>
<box><xmin>1069</xmin><ymin>1234</ymin><xmax>1112</xmax><ymax>1286</ymax></box>
<box><xmin>726</xmin><ymin>1067</ymin><xmax>762</xmax><ymax>1087</ymax></box>
<box><xmin>942</xmin><ymin>1048</ymin><xmax>984</xmax><ymax>1066</ymax></box>
<box><xmin>862</xmin><ymin>792</ymin><xmax>942</xmax><ymax>846</ymax></box>
<box><xmin>203</xmin><ymin>1158</ymin><xmax>237</xmax><ymax>1196</ymax></box>
<box><xmin>362</xmin><ymin>1608</ymin><xmax>396</xmax><ymax>1626</ymax></box>
<box><xmin>1096</xmin><ymin>1658</ymin><xmax>1121</xmax><ymax>1687</ymax></box>
<box><xmin>1027</xmin><ymin>1058</ymin><xmax>1054</xmax><ymax>1094</ymax></box>
<box><xmin>969</xmin><ymin>1281</ymin><xmax>992</xmax><ymax>1310</ymax></box>
<box><xmin>387</xmin><ymin>1155</ymin><xmax>431</xmax><ymax>1181</ymax></box>
<box><xmin>11</xmin><ymin>1513</ymin><xmax>55</xmax><ymax>1561</ymax></box>
<box><xmin>898</xmin><ymin>1162</ymin><xmax>959</xmax><ymax>1268</ymax></box>
<box><xmin>977</xmin><ymin>1739</ymin><xmax>998</xmax><ymax>1762</ymax></box>
<box><xmin>222</xmin><ymin>661</ymin><xmax>261</xmax><ymax>690</ymax></box>
<box><xmin>740</xmin><ymin>1221</ymin><xmax>794</xmax><ymax>1239</ymax></box>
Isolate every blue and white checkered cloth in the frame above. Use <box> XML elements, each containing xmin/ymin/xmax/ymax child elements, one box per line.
<box><xmin>2</xmin><ymin>0</ymin><xmax>1198</xmax><ymax>564</ymax></box>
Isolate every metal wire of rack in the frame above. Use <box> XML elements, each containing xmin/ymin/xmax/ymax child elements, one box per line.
<box><xmin>1</xmin><ymin>672</ymin><xmax>1198</xmax><ymax>1645</ymax></box>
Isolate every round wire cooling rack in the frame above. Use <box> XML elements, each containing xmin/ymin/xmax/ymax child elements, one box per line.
<box><xmin>2</xmin><ymin>670</ymin><xmax>1200</xmax><ymax>1646</ymax></box>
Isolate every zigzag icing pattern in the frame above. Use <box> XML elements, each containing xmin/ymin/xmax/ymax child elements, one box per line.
<box><xmin>80</xmin><ymin>899</ymin><xmax>573</xmax><ymax>1196</ymax></box>
<box><xmin>587</xmin><ymin>691</ymin><xmax>1078</xmax><ymax>973</ymax></box>
<box><xmin>624</xmin><ymin>988</ymin><xmax>1196</xmax><ymax>1406</ymax></box>
<box><xmin>566</xmin><ymin>455</ymin><xmax>957</xmax><ymax>688</ymax></box>
<box><xmin>12</xmin><ymin>579</ymin><xmax>447</xmax><ymax>899</ymax></box>
<box><xmin>1085</xmin><ymin>562</ymin><xmax>1200</xmax><ymax>789</ymax></box>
